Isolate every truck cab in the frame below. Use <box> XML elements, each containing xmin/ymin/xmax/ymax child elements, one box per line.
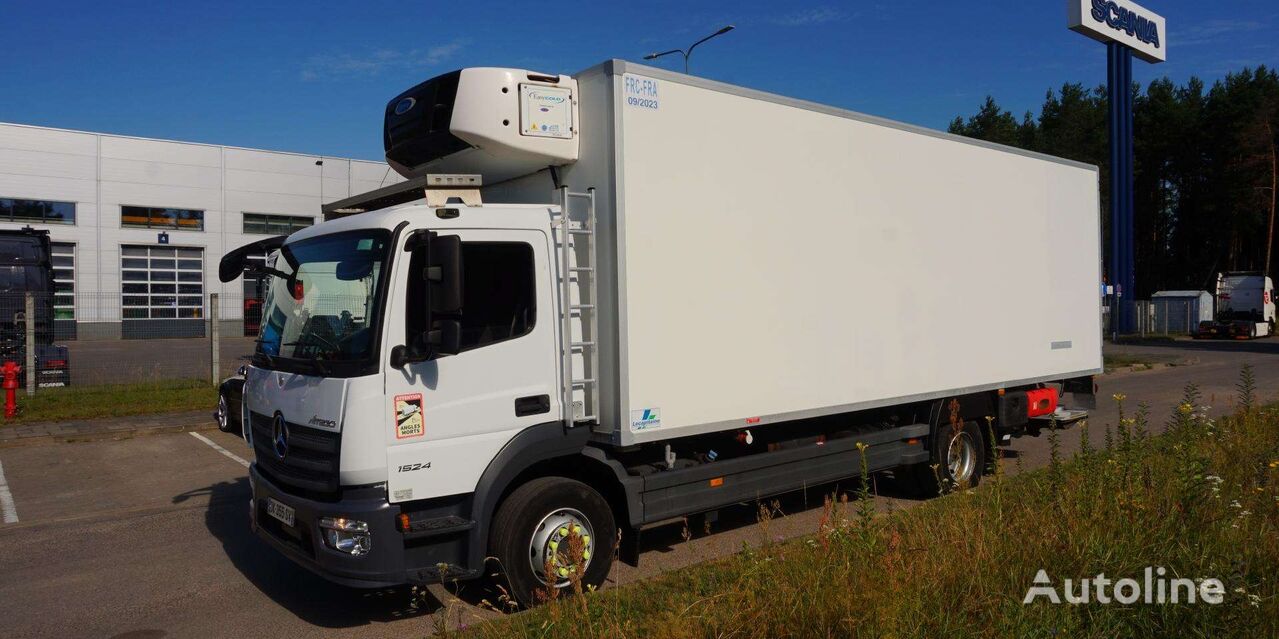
<box><xmin>1197</xmin><ymin>272</ymin><xmax>1275</xmax><ymax>339</ymax></box>
<box><xmin>237</xmin><ymin>200</ymin><xmax>594</xmax><ymax>592</ymax></box>
<box><xmin>0</xmin><ymin>227</ymin><xmax>71</xmax><ymax>387</ymax></box>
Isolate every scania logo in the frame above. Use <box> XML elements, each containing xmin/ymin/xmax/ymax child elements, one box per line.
<box><xmin>272</xmin><ymin>414</ymin><xmax>289</xmax><ymax>460</ymax></box>
<box><xmin>394</xmin><ymin>97</ymin><xmax>417</xmax><ymax>115</ymax></box>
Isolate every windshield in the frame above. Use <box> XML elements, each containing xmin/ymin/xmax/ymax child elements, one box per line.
<box><xmin>254</xmin><ymin>230</ymin><xmax>392</xmax><ymax>371</ymax></box>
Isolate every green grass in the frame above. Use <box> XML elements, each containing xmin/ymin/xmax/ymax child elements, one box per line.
<box><xmin>460</xmin><ymin>370</ymin><xmax>1279</xmax><ymax>638</ymax></box>
<box><xmin>0</xmin><ymin>378</ymin><xmax>217</xmax><ymax>425</ymax></box>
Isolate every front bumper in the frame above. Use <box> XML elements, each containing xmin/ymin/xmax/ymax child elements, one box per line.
<box><xmin>250</xmin><ymin>464</ymin><xmax>408</xmax><ymax>588</ymax></box>
<box><xmin>250</xmin><ymin>464</ymin><xmax>482</xmax><ymax>587</ymax></box>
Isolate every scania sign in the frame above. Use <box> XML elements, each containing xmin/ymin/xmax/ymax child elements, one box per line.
<box><xmin>1068</xmin><ymin>0</ymin><xmax>1167</xmax><ymax>64</ymax></box>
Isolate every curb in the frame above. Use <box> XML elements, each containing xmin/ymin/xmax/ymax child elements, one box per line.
<box><xmin>0</xmin><ymin>417</ymin><xmax>219</xmax><ymax>449</ymax></box>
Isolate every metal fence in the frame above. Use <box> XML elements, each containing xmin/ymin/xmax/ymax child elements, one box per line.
<box><xmin>1104</xmin><ymin>298</ymin><xmax>1204</xmax><ymax>337</ymax></box>
<box><xmin>0</xmin><ymin>292</ymin><xmax>262</xmax><ymax>392</ymax></box>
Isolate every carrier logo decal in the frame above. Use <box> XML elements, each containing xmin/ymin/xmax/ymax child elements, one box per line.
<box><xmin>394</xmin><ymin>393</ymin><xmax>425</xmax><ymax>439</ymax></box>
<box><xmin>519</xmin><ymin>84</ymin><xmax>573</xmax><ymax>139</ymax></box>
<box><xmin>630</xmin><ymin>407</ymin><xmax>662</xmax><ymax>431</ymax></box>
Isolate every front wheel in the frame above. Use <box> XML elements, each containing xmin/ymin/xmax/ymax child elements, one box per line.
<box><xmin>215</xmin><ymin>394</ymin><xmax>234</xmax><ymax>432</ymax></box>
<box><xmin>908</xmin><ymin>419</ymin><xmax>985</xmax><ymax>496</ymax></box>
<box><xmin>490</xmin><ymin>477</ymin><xmax>616</xmax><ymax>608</ymax></box>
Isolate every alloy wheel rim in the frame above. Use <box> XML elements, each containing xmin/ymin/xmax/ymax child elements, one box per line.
<box><xmin>947</xmin><ymin>430</ymin><xmax>976</xmax><ymax>485</ymax></box>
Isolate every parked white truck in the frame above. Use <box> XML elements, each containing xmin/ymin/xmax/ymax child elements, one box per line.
<box><xmin>220</xmin><ymin>60</ymin><xmax>1102</xmax><ymax>605</ymax></box>
<box><xmin>1195</xmin><ymin>272</ymin><xmax>1276</xmax><ymax>339</ymax></box>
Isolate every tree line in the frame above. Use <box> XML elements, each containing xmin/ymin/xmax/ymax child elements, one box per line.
<box><xmin>948</xmin><ymin>67</ymin><xmax>1279</xmax><ymax>297</ymax></box>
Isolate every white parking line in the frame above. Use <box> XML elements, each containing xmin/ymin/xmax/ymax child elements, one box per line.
<box><xmin>0</xmin><ymin>459</ymin><xmax>18</xmax><ymax>524</ymax></box>
<box><xmin>190</xmin><ymin>432</ymin><xmax>251</xmax><ymax>468</ymax></box>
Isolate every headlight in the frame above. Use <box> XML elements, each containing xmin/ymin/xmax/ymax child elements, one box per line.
<box><xmin>318</xmin><ymin>517</ymin><xmax>371</xmax><ymax>556</ymax></box>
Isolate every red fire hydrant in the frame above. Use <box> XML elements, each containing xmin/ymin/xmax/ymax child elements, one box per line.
<box><xmin>2</xmin><ymin>361</ymin><xmax>21</xmax><ymax>419</ymax></box>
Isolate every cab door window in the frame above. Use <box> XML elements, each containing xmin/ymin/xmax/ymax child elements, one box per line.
<box><xmin>407</xmin><ymin>241</ymin><xmax>536</xmax><ymax>352</ymax></box>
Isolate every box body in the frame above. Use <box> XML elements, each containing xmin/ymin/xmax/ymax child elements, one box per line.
<box><xmin>491</xmin><ymin>60</ymin><xmax>1103</xmax><ymax>446</ymax></box>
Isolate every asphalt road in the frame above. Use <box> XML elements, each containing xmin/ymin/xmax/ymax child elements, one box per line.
<box><xmin>1</xmin><ymin>338</ymin><xmax>1277</xmax><ymax>638</ymax></box>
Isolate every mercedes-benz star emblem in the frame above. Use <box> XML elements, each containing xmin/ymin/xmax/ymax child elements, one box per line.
<box><xmin>272</xmin><ymin>414</ymin><xmax>289</xmax><ymax>460</ymax></box>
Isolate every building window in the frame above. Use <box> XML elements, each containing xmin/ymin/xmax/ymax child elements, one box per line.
<box><xmin>0</xmin><ymin>198</ymin><xmax>75</xmax><ymax>224</ymax></box>
<box><xmin>243</xmin><ymin>213</ymin><xmax>313</xmax><ymax>235</ymax></box>
<box><xmin>52</xmin><ymin>242</ymin><xmax>75</xmax><ymax>320</ymax></box>
<box><xmin>120</xmin><ymin>245</ymin><xmax>204</xmax><ymax>319</ymax></box>
<box><xmin>121</xmin><ymin>206</ymin><xmax>204</xmax><ymax>231</ymax></box>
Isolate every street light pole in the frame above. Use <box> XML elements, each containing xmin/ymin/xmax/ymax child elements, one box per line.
<box><xmin>644</xmin><ymin>25</ymin><xmax>735</xmax><ymax>75</ymax></box>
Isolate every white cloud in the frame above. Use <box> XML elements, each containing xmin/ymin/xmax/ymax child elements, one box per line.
<box><xmin>424</xmin><ymin>41</ymin><xmax>464</xmax><ymax>65</ymax></box>
<box><xmin>1178</xmin><ymin>19</ymin><xmax>1267</xmax><ymax>46</ymax></box>
<box><xmin>300</xmin><ymin>40</ymin><xmax>466</xmax><ymax>81</ymax></box>
<box><xmin>770</xmin><ymin>7</ymin><xmax>848</xmax><ymax>27</ymax></box>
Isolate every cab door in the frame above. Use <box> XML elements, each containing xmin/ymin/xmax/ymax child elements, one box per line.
<box><xmin>383</xmin><ymin>227</ymin><xmax>559</xmax><ymax>503</ymax></box>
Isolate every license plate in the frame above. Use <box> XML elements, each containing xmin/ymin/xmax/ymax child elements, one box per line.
<box><xmin>266</xmin><ymin>497</ymin><xmax>295</xmax><ymax>528</ymax></box>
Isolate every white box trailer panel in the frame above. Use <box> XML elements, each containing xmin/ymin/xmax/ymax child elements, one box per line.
<box><xmin>603</xmin><ymin>63</ymin><xmax>1101</xmax><ymax>444</ymax></box>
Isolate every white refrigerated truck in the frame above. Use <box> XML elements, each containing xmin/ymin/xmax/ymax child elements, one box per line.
<box><xmin>221</xmin><ymin>60</ymin><xmax>1102</xmax><ymax>605</ymax></box>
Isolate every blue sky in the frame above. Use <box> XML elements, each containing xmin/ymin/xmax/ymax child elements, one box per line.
<box><xmin>2</xmin><ymin>1</ymin><xmax>1275</xmax><ymax>160</ymax></box>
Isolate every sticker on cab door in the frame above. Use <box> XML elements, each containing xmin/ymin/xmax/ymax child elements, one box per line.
<box><xmin>394</xmin><ymin>393</ymin><xmax>424</xmax><ymax>439</ymax></box>
<box><xmin>630</xmin><ymin>407</ymin><xmax>662</xmax><ymax>431</ymax></box>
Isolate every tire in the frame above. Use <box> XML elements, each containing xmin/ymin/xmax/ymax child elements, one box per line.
<box><xmin>490</xmin><ymin>476</ymin><xmax>616</xmax><ymax>608</ymax></box>
<box><xmin>215</xmin><ymin>393</ymin><xmax>234</xmax><ymax>433</ymax></box>
<box><xmin>908</xmin><ymin>419</ymin><xmax>985</xmax><ymax>496</ymax></box>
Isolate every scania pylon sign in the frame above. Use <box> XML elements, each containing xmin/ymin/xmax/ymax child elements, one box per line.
<box><xmin>1069</xmin><ymin>0</ymin><xmax>1167</xmax><ymax>63</ymax></box>
<box><xmin>1068</xmin><ymin>0</ymin><xmax>1167</xmax><ymax>336</ymax></box>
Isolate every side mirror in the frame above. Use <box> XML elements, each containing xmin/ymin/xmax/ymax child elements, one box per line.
<box><xmin>425</xmin><ymin>319</ymin><xmax>461</xmax><ymax>356</ymax></box>
<box><xmin>427</xmin><ymin>234</ymin><xmax>463</xmax><ymax>315</ymax></box>
<box><xmin>219</xmin><ymin>235</ymin><xmax>287</xmax><ymax>283</ymax></box>
<box><xmin>392</xmin><ymin>231</ymin><xmax>464</xmax><ymax>369</ymax></box>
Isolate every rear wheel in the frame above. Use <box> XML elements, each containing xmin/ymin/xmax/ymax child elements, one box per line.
<box><xmin>490</xmin><ymin>477</ymin><xmax>616</xmax><ymax>608</ymax></box>
<box><xmin>909</xmin><ymin>419</ymin><xmax>985</xmax><ymax>496</ymax></box>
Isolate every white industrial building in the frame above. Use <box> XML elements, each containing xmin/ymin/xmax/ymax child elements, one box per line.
<box><xmin>0</xmin><ymin>122</ymin><xmax>402</xmax><ymax>339</ymax></box>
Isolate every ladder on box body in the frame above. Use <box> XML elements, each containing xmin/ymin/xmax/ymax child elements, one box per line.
<box><xmin>555</xmin><ymin>186</ymin><xmax>599</xmax><ymax>427</ymax></box>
